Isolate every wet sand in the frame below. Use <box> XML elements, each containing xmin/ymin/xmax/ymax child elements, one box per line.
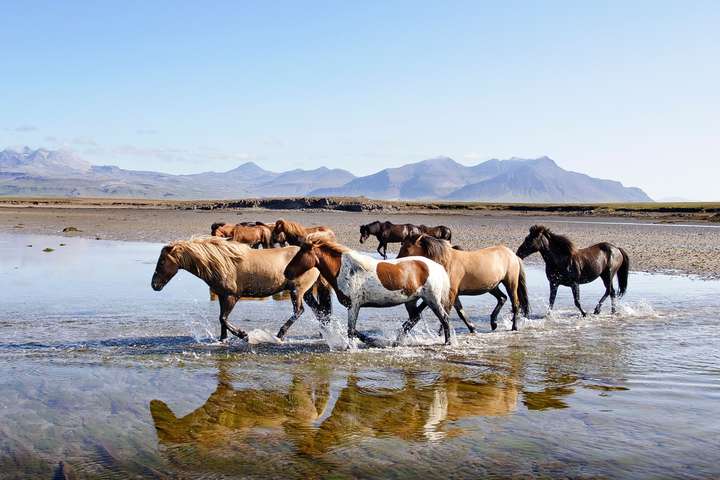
<box><xmin>2</xmin><ymin>205</ymin><xmax>720</xmax><ymax>278</ymax></box>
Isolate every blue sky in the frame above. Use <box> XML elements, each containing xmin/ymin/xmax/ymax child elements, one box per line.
<box><xmin>1</xmin><ymin>1</ymin><xmax>718</xmax><ymax>199</ymax></box>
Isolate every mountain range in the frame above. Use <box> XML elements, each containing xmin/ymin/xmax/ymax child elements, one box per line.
<box><xmin>0</xmin><ymin>147</ymin><xmax>652</xmax><ymax>202</ymax></box>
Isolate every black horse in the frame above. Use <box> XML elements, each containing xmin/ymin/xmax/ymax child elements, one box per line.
<box><xmin>359</xmin><ymin>221</ymin><xmax>422</xmax><ymax>259</ymax></box>
<box><xmin>516</xmin><ymin>225</ymin><xmax>629</xmax><ymax>316</ymax></box>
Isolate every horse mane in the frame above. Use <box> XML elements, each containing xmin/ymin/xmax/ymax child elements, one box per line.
<box><xmin>307</xmin><ymin>237</ymin><xmax>350</xmax><ymax>256</ymax></box>
<box><xmin>167</xmin><ymin>236</ymin><xmax>250</xmax><ymax>283</ymax></box>
<box><xmin>416</xmin><ymin>234</ymin><xmax>453</xmax><ymax>267</ymax></box>
<box><xmin>532</xmin><ymin>225</ymin><xmax>576</xmax><ymax>255</ymax></box>
<box><xmin>277</xmin><ymin>219</ymin><xmax>306</xmax><ymax>237</ymax></box>
<box><xmin>210</xmin><ymin>222</ymin><xmax>227</xmax><ymax>235</ymax></box>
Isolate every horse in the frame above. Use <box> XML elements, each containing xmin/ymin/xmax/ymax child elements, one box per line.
<box><xmin>359</xmin><ymin>221</ymin><xmax>423</xmax><ymax>259</ymax></box>
<box><xmin>419</xmin><ymin>224</ymin><xmax>452</xmax><ymax>241</ymax></box>
<box><xmin>151</xmin><ymin>236</ymin><xmax>331</xmax><ymax>341</ymax></box>
<box><xmin>284</xmin><ymin>238</ymin><xmax>454</xmax><ymax>346</ymax></box>
<box><xmin>211</xmin><ymin>222</ymin><xmax>273</xmax><ymax>249</ymax></box>
<box><xmin>272</xmin><ymin>219</ymin><xmax>335</xmax><ymax>246</ymax></box>
<box><xmin>516</xmin><ymin>225</ymin><xmax>629</xmax><ymax>316</ymax></box>
<box><xmin>399</xmin><ymin>234</ymin><xmax>529</xmax><ymax>331</ymax></box>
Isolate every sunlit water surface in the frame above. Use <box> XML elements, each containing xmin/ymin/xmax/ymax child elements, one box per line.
<box><xmin>1</xmin><ymin>234</ymin><xmax>719</xmax><ymax>479</ymax></box>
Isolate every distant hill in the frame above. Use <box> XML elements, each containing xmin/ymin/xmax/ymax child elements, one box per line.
<box><xmin>0</xmin><ymin>147</ymin><xmax>355</xmax><ymax>199</ymax></box>
<box><xmin>313</xmin><ymin>156</ymin><xmax>652</xmax><ymax>202</ymax></box>
<box><xmin>0</xmin><ymin>147</ymin><xmax>652</xmax><ymax>202</ymax></box>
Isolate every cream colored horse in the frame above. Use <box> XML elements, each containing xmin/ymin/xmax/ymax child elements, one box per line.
<box><xmin>151</xmin><ymin>236</ymin><xmax>331</xmax><ymax>341</ymax></box>
<box><xmin>399</xmin><ymin>234</ymin><xmax>529</xmax><ymax>331</ymax></box>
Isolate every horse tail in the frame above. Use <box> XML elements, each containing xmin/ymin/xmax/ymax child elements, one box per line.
<box><xmin>617</xmin><ymin>247</ymin><xmax>630</xmax><ymax>298</ymax></box>
<box><xmin>516</xmin><ymin>259</ymin><xmax>530</xmax><ymax>317</ymax></box>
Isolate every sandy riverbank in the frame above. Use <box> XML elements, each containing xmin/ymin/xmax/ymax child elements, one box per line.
<box><xmin>3</xmin><ymin>204</ymin><xmax>719</xmax><ymax>279</ymax></box>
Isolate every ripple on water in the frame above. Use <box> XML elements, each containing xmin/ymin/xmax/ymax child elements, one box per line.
<box><xmin>2</xmin><ymin>233</ymin><xmax>720</xmax><ymax>479</ymax></box>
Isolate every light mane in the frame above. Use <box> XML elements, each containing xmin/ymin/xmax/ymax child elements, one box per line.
<box><xmin>276</xmin><ymin>219</ymin><xmax>307</xmax><ymax>238</ymax></box>
<box><xmin>167</xmin><ymin>236</ymin><xmax>250</xmax><ymax>283</ymax></box>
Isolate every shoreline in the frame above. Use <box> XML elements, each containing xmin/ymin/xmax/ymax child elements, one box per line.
<box><xmin>3</xmin><ymin>203</ymin><xmax>719</xmax><ymax>280</ymax></box>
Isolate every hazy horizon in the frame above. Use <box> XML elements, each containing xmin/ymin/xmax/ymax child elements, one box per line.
<box><xmin>2</xmin><ymin>1</ymin><xmax>718</xmax><ymax>200</ymax></box>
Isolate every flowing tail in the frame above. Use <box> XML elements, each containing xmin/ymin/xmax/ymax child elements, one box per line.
<box><xmin>617</xmin><ymin>248</ymin><xmax>630</xmax><ymax>297</ymax></box>
<box><xmin>517</xmin><ymin>260</ymin><xmax>530</xmax><ymax>317</ymax></box>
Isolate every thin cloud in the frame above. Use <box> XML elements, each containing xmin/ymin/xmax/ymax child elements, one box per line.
<box><xmin>11</xmin><ymin>125</ymin><xmax>39</xmax><ymax>132</ymax></box>
<box><xmin>136</xmin><ymin>129</ymin><xmax>158</xmax><ymax>135</ymax></box>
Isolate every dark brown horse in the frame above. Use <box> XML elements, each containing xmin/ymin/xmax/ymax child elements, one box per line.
<box><xmin>359</xmin><ymin>221</ymin><xmax>422</xmax><ymax>259</ymax></box>
<box><xmin>516</xmin><ymin>225</ymin><xmax>629</xmax><ymax>316</ymax></box>
<box><xmin>419</xmin><ymin>224</ymin><xmax>452</xmax><ymax>241</ymax></box>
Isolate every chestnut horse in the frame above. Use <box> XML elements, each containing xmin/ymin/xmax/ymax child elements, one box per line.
<box><xmin>272</xmin><ymin>219</ymin><xmax>335</xmax><ymax>246</ymax></box>
<box><xmin>284</xmin><ymin>238</ymin><xmax>454</xmax><ymax>346</ymax></box>
<box><xmin>211</xmin><ymin>222</ymin><xmax>273</xmax><ymax>249</ymax></box>
<box><xmin>516</xmin><ymin>225</ymin><xmax>629</xmax><ymax>316</ymax></box>
<box><xmin>151</xmin><ymin>237</ymin><xmax>331</xmax><ymax>341</ymax></box>
<box><xmin>399</xmin><ymin>234</ymin><xmax>529</xmax><ymax>331</ymax></box>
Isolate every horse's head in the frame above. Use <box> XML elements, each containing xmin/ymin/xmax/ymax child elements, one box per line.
<box><xmin>397</xmin><ymin>234</ymin><xmax>425</xmax><ymax>258</ymax></box>
<box><xmin>211</xmin><ymin>223</ymin><xmax>234</xmax><ymax>238</ymax></box>
<box><xmin>152</xmin><ymin>245</ymin><xmax>180</xmax><ymax>291</ymax></box>
<box><xmin>284</xmin><ymin>242</ymin><xmax>318</xmax><ymax>280</ymax></box>
<box><xmin>516</xmin><ymin>225</ymin><xmax>549</xmax><ymax>259</ymax></box>
<box><xmin>359</xmin><ymin>222</ymin><xmax>376</xmax><ymax>243</ymax></box>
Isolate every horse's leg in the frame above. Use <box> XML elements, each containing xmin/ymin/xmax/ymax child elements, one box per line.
<box><xmin>395</xmin><ymin>301</ymin><xmax>423</xmax><ymax>346</ymax></box>
<box><xmin>489</xmin><ymin>286</ymin><xmax>507</xmax><ymax>331</ymax></box>
<box><xmin>571</xmin><ymin>283</ymin><xmax>587</xmax><ymax>317</ymax></box>
<box><xmin>427</xmin><ymin>300</ymin><xmax>452</xmax><ymax>345</ymax></box>
<box><xmin>218</xmin><ymin>295</ymin><xmax>247</xmax><ymax>341</ymax></box>
<box><xmin>435</xmin><ymin>294</ymin><xmax>474</xmax><ymax>335</ymax></box>
<box><xmin>276</xmin><ymin>289</ymin><xmax>304</xmax><ymax>340</ymax></box>
<box><xmin>610</xmin><ymin>284</ymin><xmax>617</xmax><ymax>314</ymax></box>
<box><xmin>346</xmin><ymin>303</ymin><xmax>373</xmax><ymax>345</ymax></box>
<box><xmin>594</xmin><ymin>273</ymin><xmax>612</xmax><ymax>315</ymax></box>
<box><xmin>548</xmin><ymin>281</ymin><xmax>559</xmax><ymax>312</ymax></box>
<box><xmin>376</xmin><ymin>240</ymin><xmax>385</xmax><ymax>259</ymax></box>
<box><xmin>454</xmin><ymin>297</ymin><xmax>476</xmax><ymax>333</ymax></box>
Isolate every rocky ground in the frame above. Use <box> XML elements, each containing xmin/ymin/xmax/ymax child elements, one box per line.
<box><xmin>2</xmin><ymin>205</ymin><xmax>719</xmax><ymax>279</ymax></box>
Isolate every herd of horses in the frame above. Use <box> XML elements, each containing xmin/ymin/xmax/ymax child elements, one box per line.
<box><xmin>151</xmin><ymin>219</ymin><xmax>630</xmax><ymax>347</ymax></box>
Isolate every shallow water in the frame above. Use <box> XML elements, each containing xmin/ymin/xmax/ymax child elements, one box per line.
<box><xmin>1</xmin><ymin>233</ymin><xmax>719</xmax><ymax>479</ymax></box>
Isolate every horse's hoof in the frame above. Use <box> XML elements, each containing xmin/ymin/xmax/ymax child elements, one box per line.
<box><xmin>491</xmin><ymin>322</ymin><xmax>498</xmax><ymax>331</ymax></box>
<box><xmin>511</xmin><ymin>326</ymin><xmax>518</xmax><ymax>331</ymax></box>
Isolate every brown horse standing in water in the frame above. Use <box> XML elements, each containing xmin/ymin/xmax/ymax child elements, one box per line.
<box><xmin>272</xmin><ymin>219</ymin><xmax>335</xmax><ymax>246</ymax></box>
<box><xmin>516</xmin><ymin>225</ymin><xmax>629</xmax><ymax>316</ymax></box>
<box><xmin>399</xmin><ymin>234</ymin><xmax>529</xmax><ymax>331</ymax></box>
<box><xmin>211</xmin><ymin>222</ymin><xmax>273</xmax><ymax>248</ymax></box>
<box><xmin>151</xmin><ymin>237</ymin><xmax>331</xmax><ymax>341</ymax></box>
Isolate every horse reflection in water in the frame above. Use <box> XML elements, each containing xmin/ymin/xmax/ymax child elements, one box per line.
<box><xmin>149</xmin><ymin>362</ymin><xmax>527</xmax><ymax>470</ymax></box>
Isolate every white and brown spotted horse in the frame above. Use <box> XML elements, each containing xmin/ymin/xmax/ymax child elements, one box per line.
<box><xmin>284</xmin><ymin>238</ymin><xmax>454</xmax><ymax>346</ymax></box>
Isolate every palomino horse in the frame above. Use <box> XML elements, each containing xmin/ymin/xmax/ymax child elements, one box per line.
<box><xmin>359</xmin><ymin>221</ymin><xmax>423</xmax><ymax>259</ymax></box>
<box><xmin>272</xmin><ymin>219</ymin><xmax>335</xmax><ymax>246</ymax></box>
<box><xmin>516</xmin><ymin>225</ymin><xmax>629</xmax><ymax>316</ymax></box>
<box><xmin>211</xmin><ymin>222</ymin><xmax>273</xmax><ymax>248</ymax></box>
<box><xmin>151</xmin><ymin>236</ymin><xmax>331</xmax><ymax>341</ymax></box>
<box><xmin>284</xmin><ymin>238</ymin><xmax>454</xmax><ymax>345</ymax></box>
<box><xmin>399</xmin><ymin>234</ymin><xmax>530</xmax><ymax>331</ymax></box>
